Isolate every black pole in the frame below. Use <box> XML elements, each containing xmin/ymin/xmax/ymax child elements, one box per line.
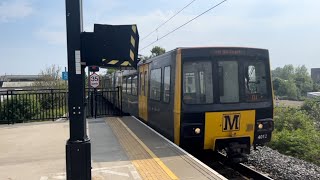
<box><xmin>65</xmin><ymin>0</ymin><xmax>91</xmax><ymax>180</ymax></box>
<box><xmin>94</xmin><ymin>88</ymin><xmax>97</xmax><ymax>119</ymax></box>
<box><xmin>65</xmin><ymin>66</ymin><xmax>68</xmax><ymax>90</ymax></box>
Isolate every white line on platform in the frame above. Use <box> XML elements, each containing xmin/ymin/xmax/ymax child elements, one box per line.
<box><xmin>100</xmin><ymin>169</ymin><xmax>129</xmax><ymax>177</ymax></box>
<box><xmin>92</xmin><ymin>165</ymin><xmax>133</xmax><ymax>171</ymax></box>
<box><xmin>130</xmin><ymin>170</ymin><xmax>141</xmax><ymax>180</ymax></box>
<box><xmin>55</xmin><ymin>113</ymin><xmax>68</xmax><ymax>122</ymax></box>
<box><xmin>39</xmin><ymin>176</ymin><xmax>48</xmax><ymax>180</ymax></box>
<box><xmin>131</xmin><ymin>116</ymin><xmax>228</xmax><ymax>180</ymax></box>
<box><xmin>41</xmin><ymin>165</ymin><xmax>141</xmax><ymax>180</ymax></box>
<box><xmin>51</xmin><ymin>175</ymin><xmax>66</xmax><ymax>179</ymax></box>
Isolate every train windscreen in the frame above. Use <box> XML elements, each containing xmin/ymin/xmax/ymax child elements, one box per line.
<box><xmin>183</xmin><ymin>59</ymin><xmax>270</xmax><ymax>104</ymax></box>
<box><xmin>243</xmin><ymin>60</ymin><xmax>268</xmax><ymax>102</ymax></box>
<box><xmin>183</xmin><ymin>61</ymin><xmax>214</xmax><ymax>104</ymax></box>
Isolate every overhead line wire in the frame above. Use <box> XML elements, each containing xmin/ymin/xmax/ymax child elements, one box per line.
<box><xmin>140</xmin><ymin>0</ymin><xmax>227</xmax><ymax>51</ymax></box>
<box><xmin>141</xmin><ymin>0</ymin><xmax>197</xmax><ymax>42</ymax></box>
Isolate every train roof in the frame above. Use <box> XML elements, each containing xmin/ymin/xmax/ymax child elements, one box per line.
<box><xmin>138</xmin><ymin>46</ymin><xmax>269</xmax><ymax>66</ymax></box>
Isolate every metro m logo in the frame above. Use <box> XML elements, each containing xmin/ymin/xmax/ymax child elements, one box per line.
<box><xmin>222</xmin><ymin>114</ymin><xmax>240</xmax><ymax>131</ymax></box>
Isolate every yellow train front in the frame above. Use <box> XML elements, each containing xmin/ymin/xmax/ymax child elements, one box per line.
<box><xmin>118</xmin><ymin>47</ymin><xmax>274</xmax><ymax>162</ymax></box>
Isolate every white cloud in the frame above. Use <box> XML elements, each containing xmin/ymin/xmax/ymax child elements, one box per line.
<box><xmin>0</xmin><ymin>0</ymin><xmax>33</xmax><ymax>23</ymax></box>
<box><xmin>36</xmin><ymin>28</ymin><xmax>66</xmax><ymax>45</ymax></box>
<box><xmin>34</xmin><ymin>14</ymin><xmax>66</xmax><ymax>46</ymax></box>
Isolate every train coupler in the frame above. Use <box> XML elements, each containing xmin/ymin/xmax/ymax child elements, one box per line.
<box><xmin>225</xmin><ymin>142</ymin><xmax>250</xmax><ymax>163</ymax></box>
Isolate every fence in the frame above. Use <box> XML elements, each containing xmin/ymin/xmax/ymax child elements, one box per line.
<box><xmin>86</xmin><ymin>87</ymin><xmax>122</xmax><ymax>118</ymax></box>
<box><xmin>0</xmin><ymin>89</ymin><xmax>68</xmax><ymax>124</ymax></box>
<box><xmin>0</xmin><ymin>87</ymin><xmax>122</xmax><ymax>124</ymax></box>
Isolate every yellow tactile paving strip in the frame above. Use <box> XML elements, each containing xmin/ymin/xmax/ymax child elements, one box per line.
<box><xmin>107</xmin><ymin>118</ymin><xmax>178</xmax><ymax>180</ymax></box>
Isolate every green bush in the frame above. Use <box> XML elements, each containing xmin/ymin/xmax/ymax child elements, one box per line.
<box><xmin>274</xmin><ymin>107</ymin><xmax>315</xmax><ymax>131</ymax></box>
<box><xmin>269</xmin><ymin>129</ymin><xmax>320</xmax><ymax>165</ymax></box>
<box><xmin>0</xmin><ymin>96</ymin><xmax>40</xmax><ymax>123</ymax></box>
<box><xmin>301</xmin><ymin>97</ymin><xmax>320</xmax><ymax>129</ymax></box>
<box><xmin>38</xmin><ymin>93</ymin><xmax>67</xmax><ymax>110</ymax></box>
<box><xmin>269</xmin><ymin>107</ymin><xmax>320</xmax><ymax>166</ymax></box>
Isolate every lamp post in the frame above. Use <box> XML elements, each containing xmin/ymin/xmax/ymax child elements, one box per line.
<box><xmin>65</xmin><ymin>0</ymin><xmax>91</xmax><ymax>179</ymax></box>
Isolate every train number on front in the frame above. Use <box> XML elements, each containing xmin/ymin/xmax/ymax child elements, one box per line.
<box><xmin>257</xmin><ymin>134</ymin><xmax>268</xmax><ymax>140</ymax></box>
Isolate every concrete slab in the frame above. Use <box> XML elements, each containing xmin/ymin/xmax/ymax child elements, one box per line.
<box><xmin>89</xmin><ymin>118</ymin><xmax>128</xmax><ymax>163</ymax></box>
<box><xmin>88</xmin><ymin>118</ymin><xmax>141</xmax><ymax>180</ymax></box>
<box><xmin>0</xmin><ymin>121</ymin><xmax>68</xmax><ymax>180</ymax></box>
<box><xmin>0</xmin><ymin>119</ymin><xmax>141</xmax><ymax>180</ymax></box>
<box><xmin>0</xmin><ymin>116</ymin><xmax>225</xmax><ymax>180</ymax></box>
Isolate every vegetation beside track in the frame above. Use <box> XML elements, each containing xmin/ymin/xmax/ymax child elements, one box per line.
<box><xmin>269</xmin><ymin>97</ymin><xmax>320</xmax><ymax>166</ymax></box>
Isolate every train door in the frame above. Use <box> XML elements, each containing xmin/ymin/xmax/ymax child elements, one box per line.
<box><xmin>139</xmin><ymin>64</ymin><xmax>149</xmax><ymax>121</ymax></box>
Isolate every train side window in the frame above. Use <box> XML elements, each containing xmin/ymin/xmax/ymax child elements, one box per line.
<box><xmin>144</xmin><ymin>71</ymin><xmax>148</xmax><ymax>96</ymax></box>
<box><xmin>150</xmin><ymin>68</ymin><xmax>161</xmax><ymax>101</ymax></box>
<box><xmin>122</xmin><ymin>76</ymin><xmax>127</xmax><ymax>93</ymax></box>
<box><xmin>163</xmin><ymin>66</ymin><xmax>171</xmax><ymax>103</ymax></box>
<box><xmin>127</xmin><ymin>76</ymin><xmax>132</xmax><ymax>94</ymax></box>
<box><xmin>132</xmin><ymin>75</ymin><xmax>138</xmax><ymax>96</ymax></box>
<box><xmin>140</xmin><ymin>72</ymin><xmax>143</xmax><ymax>95</ymax></box>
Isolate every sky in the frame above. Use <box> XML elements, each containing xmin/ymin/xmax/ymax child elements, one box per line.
<box><xmin>0</xmin><ymin>0</ymin><xmax>319</xmax><ymax>75</ymax></box>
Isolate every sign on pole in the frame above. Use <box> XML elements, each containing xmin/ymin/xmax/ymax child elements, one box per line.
<box><xmin>89</xmin><ymin>66</ymin><xmax>99</xmax><ymax>72</ymax></box>
<box><xmin>81</xmin><ymin>24</ymin><xmax>139</xmax><ymax>69</ymax></box>
<box><xmin>90</xmin><ymin>73</ymin><xmax>100</xmax><ymax>88</ymax></box>
<box><xmin>62</xmin><ymin>71</ymin><xmax>68</xmax><ymax>80</ymax></box>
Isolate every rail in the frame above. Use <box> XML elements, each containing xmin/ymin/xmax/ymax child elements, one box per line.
<box><xmin>232</xmin><ymin>163</ymin><xmax>273</xmax><ymax>180</ymax></box>
<box><xmin>215</xmin><ymin>152</ymin><xmax>273</xmax><ymax>180</ymax></box>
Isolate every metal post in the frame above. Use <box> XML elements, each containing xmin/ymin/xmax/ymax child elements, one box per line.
<box><xmin>94</xmin><ymin>88</ymin><xmax>97</xmax><ymax>119</ymax></box>
<box><xmin>65</xmin><ymin>0</ymin><xmax>91</xmax><ymax>180</ymax></box>
<box><xmin>51</xmin><ymin>89</ymin><xmax>54</xmax><ymax>121</ymax></box>
<box><xmin>65</xmin><ymin>67</ymin><xmax>68</xmax><ymax>90</ymax></box>
<box><xmin>10</xmin><ymin>90</ymin><xmax>14</xmax><ymax>124</ymax></box>
<box><xmin>6</xmin><ymin>90</ymin><xmax>9</xmax><ymax>125</ymax></box>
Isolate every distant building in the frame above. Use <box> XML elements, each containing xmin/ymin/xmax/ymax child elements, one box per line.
<box><xmin>311</xmin><ymin>68</ymin><xmax>320</xmax><ymax>83</ymax></box>
<box><xmin>307</xmin><ymin>92</ymin><xmax>320</xmax><ymax>98</ymax></box>
<box><xmin>0</xmin><ymin>75</ymin><xmax>43</xmax><ymax>91</ymax></box>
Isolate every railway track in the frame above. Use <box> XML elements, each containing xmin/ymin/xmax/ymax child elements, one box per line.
<box><xmin>231</xmin><ymin>163</ymin><xmax>273</xmax><ymax>180</ymax></box>
<box><xmin>192</xmin><ymin>151</ymin><xmax>273</xmax><ymax>180</ymax></box>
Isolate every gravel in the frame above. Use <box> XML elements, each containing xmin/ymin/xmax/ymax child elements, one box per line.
<box><xmin>245</xmin><ymin>146</ymin><xmax>320</xmax><ymax>180</ymax></box>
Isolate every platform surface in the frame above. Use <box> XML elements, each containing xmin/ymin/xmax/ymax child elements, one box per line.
<box><xmin>0</xmin><ymin>117</ymin><xmax>226</xmax><ymax>180</ymax></box>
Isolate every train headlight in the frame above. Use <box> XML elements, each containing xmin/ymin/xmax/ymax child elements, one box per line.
<box><xmin>258</xmin><ymin>123</ymin><xmax>263</xmax><ymax>129</ymax></box>
<box><xmin>194</xmin><ymin>128</ymin><xmax>201</xmax><ymax>134</ymax></box>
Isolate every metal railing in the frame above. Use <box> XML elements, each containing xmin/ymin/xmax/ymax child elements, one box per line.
<box><xmin>0</xmin><ymin>87</ymin><xmax>122</xmax><ymax>124</ymax></box>
<box><xmin>86</xmin><ymin>87</ymin><xmax>122</xmax><ymax>118</ymax></box>
<box><xmin>0</xmin><ymin>89</ymin><xmax>68</xmax><ymax>124</ymax></box>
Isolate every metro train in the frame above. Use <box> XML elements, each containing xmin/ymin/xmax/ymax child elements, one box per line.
<box><xmin>110</xmin><ymin>47</ymin><xmax>274</xmax><ymax>162</ymax></box>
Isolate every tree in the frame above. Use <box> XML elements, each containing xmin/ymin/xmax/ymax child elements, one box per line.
<box><xmin>273</xmin><ymin>78</ymin><xmax>298</xmax><ymax>100</ymax></box>
<box><xmin>313</xmin><ymin>83</ymin><xmax>320</xmax><ymax>92</ymax></box>
<box><xmin>33</xmin><ymin>64</ymin><xmax>65</xmax><ymax>89</ymax></box>
<box><xmin>271</xmin><ymin>67</ymin><xmax>282</xmax><ymax>80</ymax></box>
<box><xmin>140</xmin><ymin>46</ymin><xmax>166</xmax><ymax>61</ymax></box>
<box><xmin>272</xmin><ymin>64</ymin><xmax>314</xmax><ymax>99</ymax></box>
<box><xmin>281</xmin><ymin>64</ymin><xmax>295</xmax><ymax>80</ymax></box>
<box><xmin>272</xmin><ymin>65</ymin><xmax>295</xmax><ymax>80</ymax></box>
<box><xmin>150</xmin><ymin>46</ymin><xmax>166</xmax><ymax>57</ymax></box>
<box><xmin>294</xmin><ymin>65</ymin><xmax>313</xmax><ymax>96</ymax></box>
<box><xmin>32</xmin><ymin>65</ymin><xmax>66</xmax><ymax>110</ymax></box>
<box><xmin>106</xmin><ymin>68</ymin><xmax>117</xmax><ymax>74</ymax></box>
